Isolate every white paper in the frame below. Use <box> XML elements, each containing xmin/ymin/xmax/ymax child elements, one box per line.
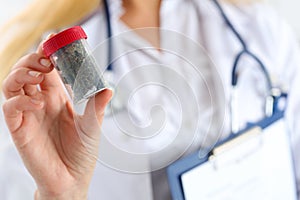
<box><xmin>181</xmin><ymin>119</ymin><xmax>297</xmax><ymax>200</ymax></box>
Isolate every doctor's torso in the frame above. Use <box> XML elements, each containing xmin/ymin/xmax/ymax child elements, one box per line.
<box><xmin>84</xmin><ymin>1</ymin><xmax>291</xmax><ymax>199</ymax></box>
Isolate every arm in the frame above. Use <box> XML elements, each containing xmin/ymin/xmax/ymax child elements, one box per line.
<box><xmin>271</xmin><ymin>11</ymin><xmax>300</xmax><ymax>197</ymax></box>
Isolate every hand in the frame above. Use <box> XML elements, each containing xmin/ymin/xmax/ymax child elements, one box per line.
<box><xmin>2</xmin><ymin>42</ymin><xmax>112</xmax><ymax>200</ymax></box>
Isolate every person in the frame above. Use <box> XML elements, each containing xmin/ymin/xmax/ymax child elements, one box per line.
<box><xmin>1</xmin><ymin>0</ymin><xmax>300</xmax><ymax>199</ymax></box>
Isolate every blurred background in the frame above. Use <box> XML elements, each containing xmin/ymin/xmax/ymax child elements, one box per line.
<box><xmin>266</xmin><ymin>0</ymin><xmax>300</xmax><ymax>40</ymax></box>
<box><xmin>0</xmin><ymin>0</ymin><xmax>299</xmax><ymax>39</ymax></box>
<box><xmin>0</xmin><ymin>0</ymin><xmax>32</xmax><ymax>27</ymax></box>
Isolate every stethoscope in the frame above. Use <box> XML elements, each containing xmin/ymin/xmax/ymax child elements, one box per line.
<box><xmin>102</xmin><ymin>0</ymin><xmax>284</xmax><ymax>134</ymax></box>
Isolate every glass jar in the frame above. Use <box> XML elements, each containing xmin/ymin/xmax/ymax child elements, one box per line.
<box><xmin>42</xmin><ymin>26</ymin><xmax>107</xmax><ymax>104</ymax></box>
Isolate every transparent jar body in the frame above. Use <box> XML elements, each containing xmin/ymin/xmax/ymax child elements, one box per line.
<box><xmin>49</xmin><ymin>39</ymin><xmax>107</xmax><ymax>104</ymax></box>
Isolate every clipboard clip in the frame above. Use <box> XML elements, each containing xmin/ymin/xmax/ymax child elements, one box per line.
<box><xmin>208</xmin><ymin>127</ymin><xmax>263</xmax><ymax>170</ymax></box>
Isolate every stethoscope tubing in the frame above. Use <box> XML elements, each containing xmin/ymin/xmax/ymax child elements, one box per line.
<box><xmin>102</xmin><ymin>0</ymin><xmax>279</xmax><ymax>133</ymax></box>
<box><xmin>103</xmin><ymin>0</ymin><xmax>113</xmax><ymax>71</ymax></box>
<box><xmin>211</xmin><ymin>0</ymin><xmax>272</xmax><ymax>90</ymax></box>
<box><xmin>103</xmin><ymin>0</ymin><xmax>272</xmax><ymax>89</ymax></box>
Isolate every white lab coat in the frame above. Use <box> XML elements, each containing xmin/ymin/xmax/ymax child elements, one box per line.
<box><xmin>0</xmin><ymin>0</ymin><xmax>300</xmax><ymax>199</ymax></box>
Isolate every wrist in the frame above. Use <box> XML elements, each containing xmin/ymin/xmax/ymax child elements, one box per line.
<box><xmin>35</xmin><ymin>188</ymin><xmax>88</xmax><ymax>200</ymax></box>
<box><xmin>33</xmin><ymin>174</ymin><xmax>92</xmax><ymax>200</ymax></box>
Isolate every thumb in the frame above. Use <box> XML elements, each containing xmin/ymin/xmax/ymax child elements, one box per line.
<box><xmin>85</xmin><ymin>88</ymin><xmax>113</xmax><ymax>123</ymax></box>
<box><xmin>76</xmin><ymin>88</ymin><xmax>113</xmax><ymax>139</ymax></box>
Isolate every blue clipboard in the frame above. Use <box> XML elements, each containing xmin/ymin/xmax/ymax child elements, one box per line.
<box><xmin>167</xmin><ymin>95</ymin><xmax>297</xmax><ymax>200</ymax></box>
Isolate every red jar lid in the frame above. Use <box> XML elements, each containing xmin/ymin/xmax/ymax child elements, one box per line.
<box><xmin>42</xmin><ymin>26</ymin><xmax>87</xmax><ymax>57</ymax></box>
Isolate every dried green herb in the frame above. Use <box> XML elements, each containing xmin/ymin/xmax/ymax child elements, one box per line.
<box><xmin>53</xmin><ymin>40</ymin><xmax>106</xmax><ymax>104</ymax></box>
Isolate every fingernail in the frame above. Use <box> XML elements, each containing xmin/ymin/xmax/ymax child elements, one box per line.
<box><xmin>30</xmin><ymin>98</ymin><xmax>43</xmax><ymax>106</ymax></box>
<box><xmin>28</xmin><ymin>71</ymin><xmax>42</xmax><ymax>77</ymax></box>
<box><xmin>40</xmin><ymin>58</ymin><xmax>51</xmax><ymax>67</ymax></box>
<box><xmin>46</xmin><ymin>33</ymin><xmax>55</xmax><ymax>40</ymax></box>
<box><xmin>108</xmin><ymin>88</ymin><xmax>114</xmax><ymax>101</ymax></box>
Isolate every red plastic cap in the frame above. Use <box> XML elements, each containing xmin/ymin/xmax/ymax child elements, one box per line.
<box><xmin>42</xmin><ymin>26</ymin><xmax>87</xmax><ymax>57</ymax></box>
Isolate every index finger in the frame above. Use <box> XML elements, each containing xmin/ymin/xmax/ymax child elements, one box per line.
<box><xmin>36</xmin><ymin>34</ymin><xmax>65</xmax><ymax>91</ymax></box>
